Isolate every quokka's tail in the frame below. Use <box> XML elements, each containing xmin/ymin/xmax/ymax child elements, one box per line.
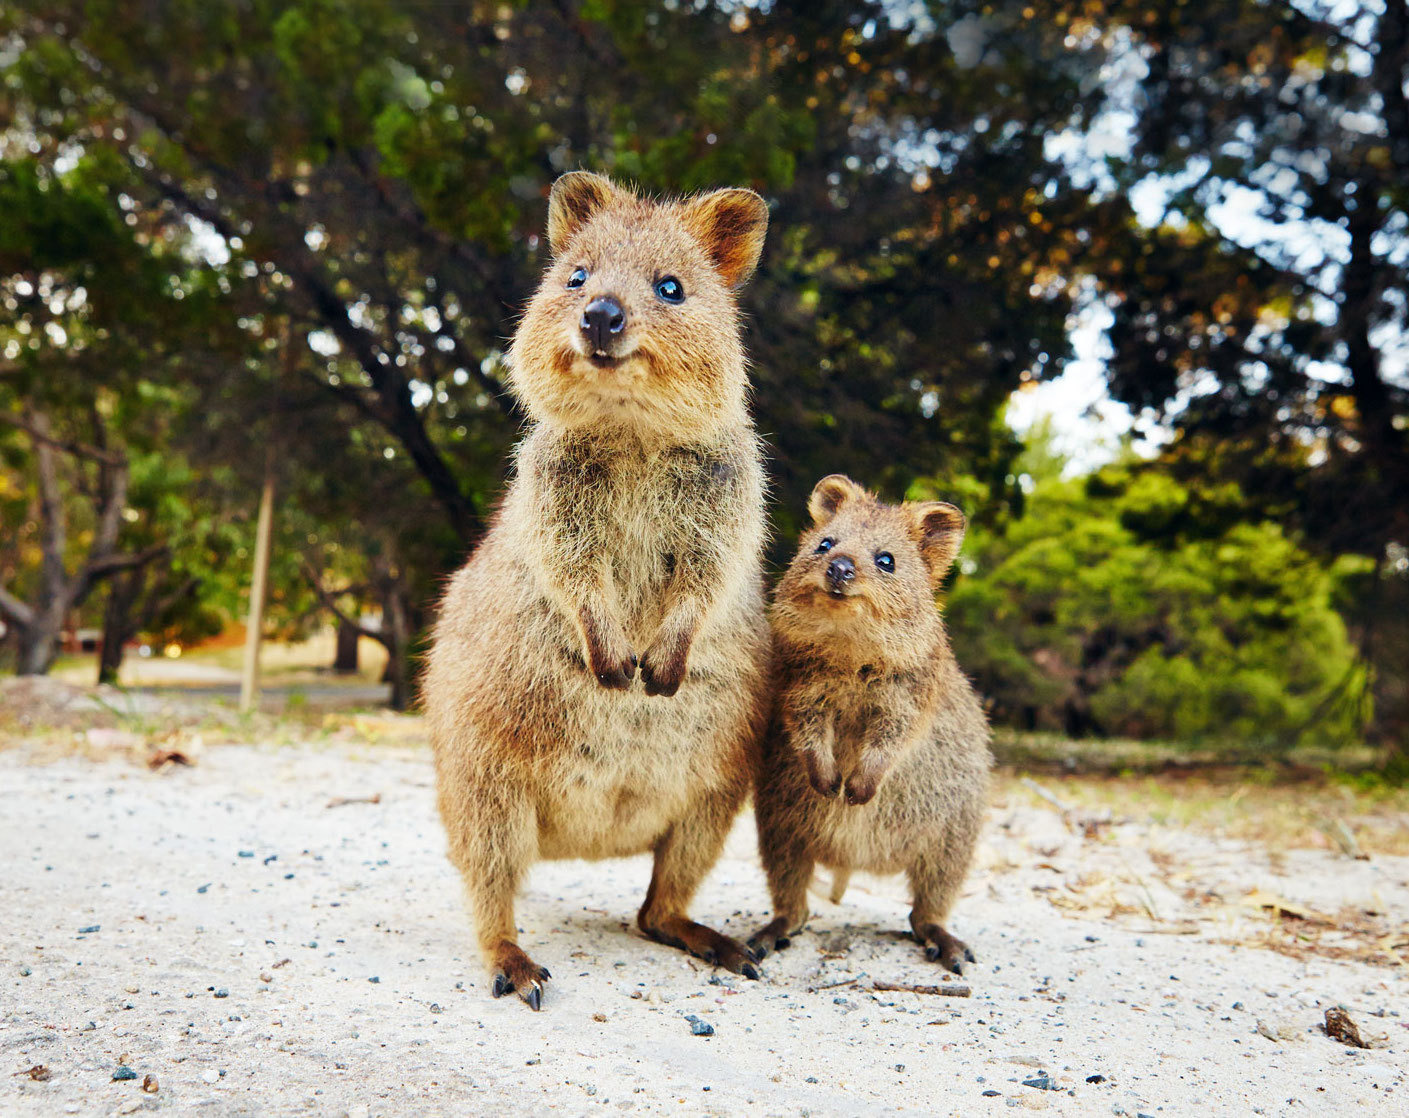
<box><xmin>829</xmin><ymin>868</ymin><xmax>851</xmax><ymax>905</ymax></box>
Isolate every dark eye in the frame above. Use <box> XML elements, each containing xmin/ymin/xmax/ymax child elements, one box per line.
<box><xmin>655</xmin><ymin>276</ymin><xmax>685</xmax><ymax>303</ymax></box>
<box><xmin>566</xmin><ymin>267</ymin><xmax>588</xmax><ymax>289</ymax></box>
<box><xmin>815</xmin><ymin>537</ymin><xmax>836</xmax><ymax>554</ymax></box>
<box><xmin>874</xmin><ymin>552</ymin><xmax>895</xmax><ymax>572</ymax></box>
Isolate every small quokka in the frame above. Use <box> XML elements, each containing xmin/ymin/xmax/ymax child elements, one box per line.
<box><xmin>749</xmin><ymin>474</ymin><xmax>991</xmax><ymax>973</ymax></box>
<box><xmin>424</xmin><ymin>172</ymin><xmax>772</xmax><ymax>1009</ymax></box>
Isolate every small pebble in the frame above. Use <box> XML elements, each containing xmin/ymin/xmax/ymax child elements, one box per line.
<box><xmin>142</xmin><ymin>1074</ymin><xmax>159</xmax><ymax>1094</ymax></box>
<box><xmin>19</xmin><ymin>965</ymin><xmax>31</xmax><ymax>976</ymax></box>
<box><xmin>197</xmin><ymin>883</ymin><xmax>209</xmax><ymax>893</ymax></box>
<box><xmin>214</xmin><ymin>988</ymin><xmax>229</xmax><ymax>998</ymax></box>
<box><xmin>368</xmin><ymin>976</ymin><xmax>380</xmax><ymax>983</ymax></box>
<box><xmin>1087</xmin><ymin>1074</ymin><xmax>1106</xmax><ymax>1084</ymax></box>
<box><xmin>1022</xmin><ymin>1075</ymin><xmax>1058</xmax><ymax>1091</ymax></box>
<box><xmin>982</xmin><ymin>1089</ymin><xmax>1001</xmax><ymax>1097</ymax></box>
<box><xmin>685</xmin><ymin>1014</ymin><xmax>714</xmax><ymax>1036</ymax></box>
<box><xmin>202</xmin><ymin>1069</ymin><xmax>219</xmax><ymax>1084</ymax></box>
<box><xmin>78</xmin><ymin>925</ymin><xmax>100</xmax><ymax>934</ymax></box>
<box><xmin>112</xmin><ymin>1066</ymin><xmax>137</xmax><ymax>1081</ymax></box>
<box><xmin>238</xmin><ymin>851</ymin><xmax>254</xmax><ymax>858</ymax></box>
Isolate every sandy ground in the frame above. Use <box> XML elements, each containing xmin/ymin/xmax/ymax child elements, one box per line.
<box><xmin>3</xmin><ymin>739</ymin><xmax>1407</xmax><ymax>1117</ymax></box>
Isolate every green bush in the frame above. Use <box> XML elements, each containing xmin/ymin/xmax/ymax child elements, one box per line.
<box><xmin>945</xmin><ymin>467</ymin><xmax>1369</xmax><ymax>747</ymax></box>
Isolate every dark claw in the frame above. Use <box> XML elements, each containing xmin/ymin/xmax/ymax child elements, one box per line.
<box><xmin>748</xmin><ymin>940</ymin><xmax>768</xmax><ymax>961</ymax></box>
<box><xmin>523</xmin><ymin>984</ymin><xmax>542</xmax><ymax>1011</ymax></box>
<box><xmin>539</xmin><ymin>966</ymin><xmax>552</xmax><ymax>980</ymax></box>
<box><xmin>492</xmin><ymin>973</ymin><xmax>511</xmax><ymax>998</ymax></box>
<box><xmin>964</xmin><ymin>948</ymin><xmax>976</xmax><ymax>963</ymax></box>
<box><xmin>925</xmin><ymin>945</ymin><xmax>940</xmax><ymax>962</ymax></box>
<box><xmin>741</xmin><ymin>962</ymin><xmax>761</xmax><ymax>981</ymax></box>
<box><xmin>950</xmin><ymin>961</ymin><xmax>964</xmax><ymax>976</ymax></box>
<box><xmin>775</xmin><ymin>936</ymin><xmax>791</xmax><ymax>951</ymax></box>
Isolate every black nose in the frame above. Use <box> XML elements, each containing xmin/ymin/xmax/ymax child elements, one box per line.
<box><xmin>580</xmin><ymin>296</ymin><xmax>626</xmax><ymax>354</ymax></box>
<box><xmin>826</xmin><ymin>556</ymin><xmax>856</xmax><ymax>585</ymax></box>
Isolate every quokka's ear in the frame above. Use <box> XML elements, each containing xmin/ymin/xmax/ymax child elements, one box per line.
<box><xmin>682</xmin><ymin>188</ymin><xmax>769</xmax><ymax>288</ymax></box>
<box><xmin>547</xmin><ymin>172</ymin><xmax>616</xmax><ymax>256</ymax></box>
<box><xmin>808</xmin><ymin>474</ymin><xmax>867</xmax><ymax>525</ymax></box>
<box><xmin>910</xmin><ymin>501</ymin><xmax>967</xmax><ymax>575</ymax></box>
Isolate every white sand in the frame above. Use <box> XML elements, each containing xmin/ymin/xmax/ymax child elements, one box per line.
<box><xmin>2</xmin><ymin>740</ymin><xmax>1405</xmax><ymax>1116</ymax></box>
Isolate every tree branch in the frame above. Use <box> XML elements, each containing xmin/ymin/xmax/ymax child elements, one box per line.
<box><xmin>82</xmin><ymin>543</ymin><xmax>171</xmax><ymax>584</ymax></box>
<box><xmin>0</xmin><ymin>584</ymin><xmax>36</xmax><ymax>628</ymax></box>
<box><xmin>302</xmin><ymin>562</ymin><xmax>389</xmax><ymax>648</ymax></box>
<box><xmin>0</xmin><ymin>410</ymin><xmax>126</xmax><ymax>465</ymax></box>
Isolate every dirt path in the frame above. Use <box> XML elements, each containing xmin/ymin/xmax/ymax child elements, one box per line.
<box><xmin>3</xmin><ymin>740</ymin><xmax>1406</xmax><ymax>1116</ymax></box>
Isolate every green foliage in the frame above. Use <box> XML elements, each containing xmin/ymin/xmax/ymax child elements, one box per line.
<box><xmin>947</xmin><ymin>466</ymin><xmax>1369</xmax><ymax>747</ymax></box>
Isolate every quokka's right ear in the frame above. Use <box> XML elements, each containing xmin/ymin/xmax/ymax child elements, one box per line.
<box><xmin>547</xmin><ymin>172</ymin><xmax>616</xmax><ymax>256</ymax></box>
<box><xmin>808</xmin><ymin>474</ymin><xmax>867</xmax><ymax>525</ymax></box>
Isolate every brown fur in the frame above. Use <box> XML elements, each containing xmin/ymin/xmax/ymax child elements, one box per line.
<box><xmin>748</xmin><ymin>475</ymin><xmax>992</xmax><ymax>973</ymax></box>
<box><xmin>424</xmin><ymin>172</ymin><xmax>772</xmax><ymax>1009</ymax></box>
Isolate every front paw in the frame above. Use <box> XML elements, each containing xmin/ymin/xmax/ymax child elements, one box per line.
<box><xmin>639</xmin><ymin>632</ymin><xmax>691</xmax><ymax>697</ymax></box>
<box><xmin>843</xmin><ymin>750</ymin><xmax>888</xmax><ymax>805</ymax></box>
<box><xmin>582</xmin><ymin>613</ymin><xmax>636</xmax><ymax>690</ymax></box>
<box><xmin>803</xmin><ymin>750</ymin><xmax>841</xmax><ymax>798</ymax></box>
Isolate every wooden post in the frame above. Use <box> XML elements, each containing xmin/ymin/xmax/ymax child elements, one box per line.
<box><xmin>238</xmin><ymin>459</ymin><xmax>275</xmax><ymax>714</ymax></box>
<box><xmin>239</xmin><ymin>327</ymin><xmax>294</xmax><ymax>713</ymax></box>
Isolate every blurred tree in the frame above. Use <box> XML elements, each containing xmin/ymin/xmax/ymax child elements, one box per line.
<box><xmin>0</xmin><ymin>0</ymin><xmax>1130</xmax><ymax>556</ymax></box>
<box><xmin>1085</xmin><ymin>0</ymin><xmax>1409</xmax><ymax>743</ymax></box>
<box><xmin>0</xmin><ymin>159</ymin><xmax>210</xmax><ymax>672</ymax></box>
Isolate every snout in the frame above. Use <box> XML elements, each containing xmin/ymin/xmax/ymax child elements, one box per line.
<box><xmin>580</xmin><ymin>295</ymin><xmax>626</xmax><ymax>358</ymax></box>
<box><xmin>825</xmin><ymin>555</ymin><xmax>856</xmax><ymax>596</ymax></box>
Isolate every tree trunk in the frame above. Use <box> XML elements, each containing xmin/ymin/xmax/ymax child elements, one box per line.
<box><xmin>379</xmin><ymin>617</ymin><xmax>412</xmax><ymax>712</ymax></box>
<box><xmin>333</xmin><ymin>618</ymin><xmax>361</xmax><ymax>674</ymax></box>
<box><xmin>15</xmin><ymin>606</ymin><xmax>64</xmax><ymax>675</ymax></box>
<box><xmin>98</xmin><ymin>566</ymin><xmax>144</xmax><ymax>685</ymax></box>
<box><xmin>375</xmin><ymin>571</ymin><xmax>413</xmax><ymax>711</ymax></box>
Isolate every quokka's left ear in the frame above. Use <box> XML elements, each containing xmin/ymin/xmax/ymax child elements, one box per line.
<box><xmin>682</xmin><ymin>188</ymin><xmax>769</xmax><ymax>289</ymax></box>
<box><xmin>910</xmin><ymin>501</ymin><xmax>966</xmax><ymax>575</ymax></box>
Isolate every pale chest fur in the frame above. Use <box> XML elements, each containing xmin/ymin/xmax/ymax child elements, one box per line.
<box><xmin>508</xmin><ymin>424</ymin><xmax>765</xmax><ymax>642</ymax></box>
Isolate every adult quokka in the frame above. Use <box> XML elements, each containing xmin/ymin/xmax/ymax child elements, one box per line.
<box><xmin>424</xmin><ymin>172</ymin><xmax>771</xmax><ymax>1009</ymax></box>
<box><xmin>749</xmin><ymin>475</ymin><xmax>991</xmax><ymax>973</ymax></box>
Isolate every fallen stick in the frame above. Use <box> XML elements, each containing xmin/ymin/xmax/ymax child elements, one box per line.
<box><xmin>871</xmin><ymin>980</ymin><xmax>972</xmax><ymax>998</ymax></box>
<box><xmin>815</xmin><ymin>976</ymin><xmax>973</xmax><ymax>997</ymax></box>
<box><xmin>326</xmin><ymin>793</ymin><xmax>381</xmax><ymax>808</ymax></box>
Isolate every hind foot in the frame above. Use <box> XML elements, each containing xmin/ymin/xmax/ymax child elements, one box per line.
<box><xmin>641</xmin><ymin>914</ymin><xmax>761</xmax><ymax>979</ymax></box>
<box><xmin>488</xmin><ymin>941</ymin><xmax>552</xmax><ymax>1010</ymax></box>
<box><xmin>915</xmin><ymin>923</ymin><xmax>975</xmax><ymax>975</ymax></box>
<box><xmin>747</xmin><ymin>915</ymin><xmax>800</xmax><ymax>961</ymax></box>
